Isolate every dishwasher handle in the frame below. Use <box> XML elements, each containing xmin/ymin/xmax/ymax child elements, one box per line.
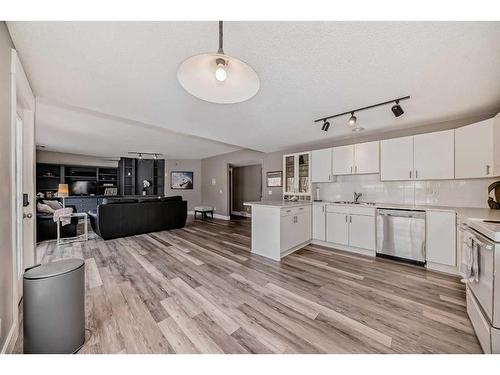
<box><xmin>377</xmin><ymin>209</ymin><xmax>426</xmax><ymax>219</ymax></box>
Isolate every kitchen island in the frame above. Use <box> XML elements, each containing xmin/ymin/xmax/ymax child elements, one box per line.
<box><xmin>243</xmin><ymin>200</ymin><xmax>312</xmax><ymax>261</ymax></box>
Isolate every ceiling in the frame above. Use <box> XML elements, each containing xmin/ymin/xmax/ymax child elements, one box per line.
<box><xmin>7</xmin><ymin>21</ymin><xmax>500</xmax><ymax>159</ymax></box>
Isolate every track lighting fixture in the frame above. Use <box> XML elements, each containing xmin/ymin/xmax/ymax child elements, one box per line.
<box><xmin>138</xmin><ymin>153</ymin><xmax>143</xmax><ymax>160</ymax></box>
<box><xmin>153</xmin><ymin>154</ymin><xmax>158</xmax><ymax>160</ymax></box>
<box><xmin>348</xmin><ymin>112</ymin><xmax>357</xmax><ymax>127</ymax></box>
<box><xmin>314</xmin><ymin>95</ymin><xmax>410</xmax><ymax>132</ymax></box>
<box><xmin>128</xmin><ymin>152</ymin><xmax>163</xmax><ymax>160</ymax></box>
<box><xmin>391</xmin><ymin>100</ymin><xmax>404</xmax><ymax>117</ymax></box>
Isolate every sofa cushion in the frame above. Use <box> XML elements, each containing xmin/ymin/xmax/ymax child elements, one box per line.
<box><xmin>102</xmin><ymin>197</ymin><xmax>138</xmax><ymax>205</ymax></box>
<box><xmin>43</xmin><ymin>200</ymin><xmax>63</xmax><ymax>210</ymax></box>
<box><xmin>137</xmin><ymin>196</ymin><xmax>162</xmax><ymax>203</ymax></box>
<box><xmin>161</xmin><ymin>195</ymin><xmax>182</xmax><ymax>202</ymax></box>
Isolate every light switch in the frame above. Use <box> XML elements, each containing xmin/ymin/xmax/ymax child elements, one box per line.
<box><xmin>268</xmin><ymin>190</ymin><xmax>273</xmax><ymax>195</ymax></box>
<box><xmin>219</xmin><ymin>189</ymin><xmax>223</xmax><ymax>194</ymax></box>
<box><xmin>211</xmin><ymin>178</ymin><xmax>216</xmax><ymax>185</ymax></box>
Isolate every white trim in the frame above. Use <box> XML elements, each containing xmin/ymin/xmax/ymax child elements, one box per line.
<box><xmin>426</xmin><ymin>261</ymin><xmax>459</xmax><ymax>275</ymax></box>
<box><xmin>311</xmin><ymin>239</ymin><xmax>376</xmax><ymax>257</ymax></box>
<box><xmin>279</xmin><ymin>240</ymin><xmax>311</xmax><ymax>259</ymax></box>
<box><xmin>231</xmin><ymin>211</ymin><xmax>251</xmax><ymax>218</ymax></box>
<box><xmin>1</xmin><ymin>321</ymin><xmax>18</xmax><ymax>354</ymax></box>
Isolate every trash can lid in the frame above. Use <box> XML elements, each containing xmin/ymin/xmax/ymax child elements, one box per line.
<box><xmin>24</xmin><ymin>259</ymin><xmax>84</xmax><ymax>280</ymax></box>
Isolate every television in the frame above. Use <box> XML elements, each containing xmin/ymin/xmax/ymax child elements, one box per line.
<box><xmin>70</xmin><ymin>180</ymin><xmax>97</xmax><ymax>196</ymax></box>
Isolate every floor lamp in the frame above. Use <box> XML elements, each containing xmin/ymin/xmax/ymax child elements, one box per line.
<box><xmin>58</xmin><ymin>183</ymin><xmax>69</xmax><ymax>208</ymax></box>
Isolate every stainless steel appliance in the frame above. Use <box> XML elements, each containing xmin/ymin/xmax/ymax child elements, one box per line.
<box><xmin>376</xmin><ymin>208</ymin><xmax>426</xmax><ymax>264</ymax></box>
<box><xmin>459</xmin><ymin>220</ymin><xmax>500</xmax><ymax>353</ymax></box>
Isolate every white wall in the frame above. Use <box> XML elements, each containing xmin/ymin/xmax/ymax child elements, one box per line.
<box><xmin>37</xmin><ymin>150</ymin><xmax>118</xmax><ymax>167</ymax></box>
<box><xmin>165</xmin><ymin>159</ymin><xmax>202</xmax><ymax>211</ymax></box>
<box><xmin>316</xmin><ymin>174</ymin><xmax>496</xmax><ymax>208</ymax></box>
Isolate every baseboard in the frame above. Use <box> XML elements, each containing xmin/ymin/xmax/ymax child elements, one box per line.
<box><xmin>1</xmin><ymin>320</ymin><xmax>18</xmax><ymax>354</ymax></box>
<box><xmin>426</xmin><ymin>261</ymin><xmax>459</xmax><ymax>275</ymax></box>
<box><xmin>311</xmin><ymin>239</ymin><xmax>376</xmax><ymax>257</ymax></box>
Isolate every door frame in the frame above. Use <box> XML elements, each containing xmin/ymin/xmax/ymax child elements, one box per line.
<box><xmin>8</xmin><ymin>49</ymin><xmax>35</xmax><ymax>353</ymax></box>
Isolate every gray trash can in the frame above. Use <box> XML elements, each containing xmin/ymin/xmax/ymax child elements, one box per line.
<box><xmin>23</xmin><ymin>259</ymin><xmax>85</xmax><ymax>354</ymax></box>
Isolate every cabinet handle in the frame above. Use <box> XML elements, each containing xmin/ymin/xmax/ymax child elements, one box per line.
<box><xmin>486</xmin><ymin>165</ymin><xmax>491</xmax><ymax>175</ymax></box>
<box><xmin>345</xmin><ymin>215</ymin><xmax>348</xmax><ymax>223</ymax></box>
<box><xmin>415</xmin><ymin>170</ymin><xmax>418</xmax><ymax>179</ymax></box>
<box><xmin>409</xmin><ymin>170</ymin><xmax>412</xmax><ymax>179</ymax></box>
<box><xmin>349</xmin><ymin>215</ymin><xmax>352</xmax><ymax>223</ymax></box>
<box><xmin>355</xmin><ymin>166</ymin><xmax>357</xmax><ymax>173</ymax></box>
<box><xmin>350</xmin><ymin>166</ymin><xmax>353</xmax><ymax>173</ymax></box>
<box><xmin>322</xmin><ymin>205</ymin><xmax>325</xmax><ymax>213</ymax></box>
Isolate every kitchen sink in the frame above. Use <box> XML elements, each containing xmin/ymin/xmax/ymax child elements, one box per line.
<box><xmin>333</xmin><ymin>201</ymin><xmax>376</xmax><ymax>206</ymax></box>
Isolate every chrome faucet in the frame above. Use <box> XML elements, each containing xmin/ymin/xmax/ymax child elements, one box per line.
<box><xmin>354</xmin><ymin>192</ymin><xmax>362</xmax><ymax>203</ymax></box>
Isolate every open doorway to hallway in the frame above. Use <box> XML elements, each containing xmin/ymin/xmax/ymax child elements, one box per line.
<box><xmin>229</xmin><ymin>163</ymin><xmax>262</xmax><ymax>218</ymax></box>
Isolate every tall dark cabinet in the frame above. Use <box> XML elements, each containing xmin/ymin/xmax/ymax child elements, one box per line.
<box><xmin>118</xmin><ymin>157</ymin><xmax>165</xmax><ymax>196</ymax></box>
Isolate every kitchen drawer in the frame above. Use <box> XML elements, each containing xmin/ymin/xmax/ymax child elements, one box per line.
<box><xmin>467</xmin><ymin>288</ymin><xmax>491</xmax><ymax>353</ymax></box>
<box><xmin>280</xmin><ymin>205</ymin><xmax>310</xmax><ymax>217</ymax></box>
<box><xmin>326</xmin><ymin>204</ymin><xmax>375</xmax><ymax>216</ymax></box>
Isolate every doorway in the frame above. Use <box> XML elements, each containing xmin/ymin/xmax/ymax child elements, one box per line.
<box><xmin>229</xmin><ymin>163</ymin><xmax>262</xmax><ymax>217</ymax></box>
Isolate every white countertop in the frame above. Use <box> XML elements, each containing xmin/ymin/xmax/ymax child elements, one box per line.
<box><xmin>243</xmin><ymin>200</ymin><xmax>312</xmax><ymax>208</ymax></box>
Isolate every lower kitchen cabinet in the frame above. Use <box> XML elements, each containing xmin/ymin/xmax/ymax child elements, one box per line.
<box><xmin>349</xmin><ymin>214</ymin><xmax>376</xmax><ymax>250</ymax></box>
<box><xmin>326</xmin><ymin>212</ymin><xmax>349</xmax><ymax>245</ymax></box>
<box><xmin>325</xmin><ymin>205</ymin><xmax>376</xmax><ymax>251</ymax></box>
<box><xmin>312</xmin><ymin>203</ymin><xmax>327</xmax><ymax>240</ymax></box>
<box><xmin>426</xmin><ymin>210</ymin><xmax>456</xmax><ymax>267</ymax></box>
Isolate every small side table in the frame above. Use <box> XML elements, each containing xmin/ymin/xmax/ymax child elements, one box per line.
<box><xmin>194</xmin><ymin>205</ymin><xmax>214</xmax><ymax>220</ymax></box>
<box><xmin>56</xmin><ymin>212</ymin><xmax>88</xmax><ymax>246</ymax></box>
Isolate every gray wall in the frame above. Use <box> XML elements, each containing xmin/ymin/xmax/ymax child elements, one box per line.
<box><xmin>37</xmin><ymin>150</ymin><xmax>118</xmax><ymax>167</ymax></box>
<box><xmin>165</xmin><ymin>159</ymin><xmax>202</xmax><ymax>211</ymax></box>
<box><xmin>0</xmin><ymin>22</ymin><xmax>14</xmax><ymax>351</ymax></box>
<box><xmin>232</xmin><ymin>164</ymin><xmax>262</xmax><ymax>213</ymax></box>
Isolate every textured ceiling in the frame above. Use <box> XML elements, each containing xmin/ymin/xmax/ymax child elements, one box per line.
<box><xmin>7</xmin><ymin>21</ymin><xmax>500</xmax><ymax>158</ymax></box>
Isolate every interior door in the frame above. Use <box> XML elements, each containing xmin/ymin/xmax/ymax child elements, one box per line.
<box><xmin>414</xmin><ymin>130</ymin><xmax>454</xmax><ymax>180</ymax></box>
<box><xmin>380</xmin><ymin>136</ymin><xmax>414</xmax><ymax>181</ymax></box>
<box><xmin>332</xmin><ymin>145</ymin><xmax>354</xmax><ymax>175</ymax></box>
<box><xmin>326</xmin><ymin>212</ymin><xmax>349</xmax><ymax>245</ymax></box>
<box><xmin>354</xmin><ymin>141</ymin><xmax>380</xmax><ymax>174</ymax></box>
<box><xmin>12</xmin><ymin>50</ymin><xmax>36</xmax><ymax>304</ymax></box>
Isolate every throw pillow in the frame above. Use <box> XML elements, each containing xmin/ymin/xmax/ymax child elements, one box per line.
<box><xmin>43</xmin><ymin>200</ymin><xmax>63</xmax><ymax>210</ymax></box>
<box><xmin>37</xmin><ymin>202</ymin><xmax>55</xmax><ymax>214</ymax></box>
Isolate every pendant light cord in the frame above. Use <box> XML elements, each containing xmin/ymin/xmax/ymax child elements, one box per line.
<box><xmin>218</xmin><ymin>21</ymin><xmax>224</xmax><ymax>54</ymax></box>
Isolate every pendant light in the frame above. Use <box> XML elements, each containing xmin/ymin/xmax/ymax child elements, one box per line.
<box><xmin>177</xmin><ymin>21</ymin><xmax>260</xmax><ymax>104</ymax></box>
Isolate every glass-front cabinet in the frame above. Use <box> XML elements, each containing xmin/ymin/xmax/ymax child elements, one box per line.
<box><xmin>283</xmin><ymin>152</ymin><xmax>311</xmax><ymax>197</ymax></box>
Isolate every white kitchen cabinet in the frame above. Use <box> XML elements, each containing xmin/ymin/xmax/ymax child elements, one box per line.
<box><xmin>326</xmin><ymin>212</ymin><xmax>349</xmax><ymax>245</ymax></box>
<box><xmin>311</xmin><ymin>148</ymin><xmax>333</xmax><ymax>182</ymax></box>
<box><xmin>455</xmin><ymin>118</ymin><xmax>496</xmax><ymax>178</ymax></box>
<box><xmin>414</xmin><ymin>130</ymin><xmax>454</xmax><ymax>180</ymax></box>
<box><xmin>426</xmin><ymin>210</ymin><xmax>456</xmax><ymax>266</ymax></box>
<box><xmin>312</xmin><ymin>203</ymin><xmax>327</xmax><ymax>240</ymax></box>
<box><xmin>354</xmin><ymin>141</ymin><xmax>380</xmax><ymax>174</ymax></box>
<box><xmin>283</xmin><ymin>152</ymin><xmax>311</xmax><ymax>196</ymax></box>
<box><xmin>332</xmin><ymin>145</ymin><xmax>354</xmax><ymax>175</ymax></box>
<box><xmin>349</xmin><ymin>214</ymin><xmax>376</xmax><ymax>250</ymax></box>
<box><xmin>380</xmin><ymin>136</ymin><xmax>414</xmax><ymax>181</ymax></box>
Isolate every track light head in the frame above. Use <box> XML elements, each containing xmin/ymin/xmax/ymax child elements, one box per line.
<box><xmin>138</xmin><ymin>153</ymin><xmax>143</xmax><ymax>160</ymax></box>
<box><xmin>153</xmin><ymin>154</ymin><xmax>158</xmax><ymax>160</ymax></box>
<box><xmin>321</xmin><ymin>120</ymin><xmax>330</xmax><ymax>132</ymax></box>
<box><xmin>391</xmin><ymin>100</ymin><xmax>404</xmax><ymax>117</ymax></box>
<box><xmin>352</xmin><ymin>126</ymin><xmax>365</xmax><ymax>133</ymax></box>
<box><xmin>348</xmin><ymin>112</ymin><xmax>357</xmax><ymax>127</ymax></box>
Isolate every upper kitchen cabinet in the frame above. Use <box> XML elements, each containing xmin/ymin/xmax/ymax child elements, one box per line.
<box><xmin>332</xmin><ymin>141</ymin><xmax>379</xmax><ymax>176</ymax></box>
<box><xmin>380</xmin><ymin>136</ymin><xmax>414</xmax><ymax>181</ymax></box>
<box><xmin>455</xmin><ymin>116</ymin><xmax>500</xmax><ymax>178</ymax></box>
<box><xmin>283</xmin><ymin>152</ymin><xmax>311</xmax><ymax>196</ymax></box>
<box><xmin>311</xmin><ymin>148</ymin><xmax>333</xmax><ymax>182</ymax></box>
<box><xmin>413</xmin><ymin>129</ymin><xmax>454</xmax><ymax>180</ymax></box>
<box><xmin>332</xmin><ymin>145</ymin><xmax>354</xmax><ymax>175</ymax></box>
<box><xmin>354</xmin><ymin>141</ymin><xmax>380</xmax><ymax>174</ymax></box>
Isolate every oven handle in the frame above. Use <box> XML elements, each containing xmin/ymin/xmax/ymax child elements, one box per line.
<box><xmin>459</xmin><ymin>224</ymin><xmax>494</xmax><ymax>250</ymax></box>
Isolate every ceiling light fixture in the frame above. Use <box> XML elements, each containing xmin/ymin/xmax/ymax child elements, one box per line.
<box><xmin>138</xmin><ymin>153</ymin><xmax>143</xmax><ymax>160</ymax></box>
<box><xmin>391</xmin><ymin>100</ymin><xmax>404</xmax><ymax>117</ymax></box>
<box><xmin>348</xmin><ymin>112</ymin><xmax>357</xmax><ymax>127</ymax></box>
<box><xmin>128</xmin><ymin>152</ymin><xmax>163</xmax><ymax>160</ymax></box>
<box><xmin>314</xmin><ymin>95</ymin><xmax>410</xmax><ymax>132</ymax></box>
<box><xmin>321</xmin><ymin>120</ymin><xmax>330</xmax><ymax>132</ymax></box>
<box><xmin>177</xmin><ymin>21</ymin><xmax>260</xmax><ymax>104</ymax></box>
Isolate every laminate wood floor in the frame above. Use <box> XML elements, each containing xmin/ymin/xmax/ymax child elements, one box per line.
<box><xmin>15</xmin><ymin>217</ymin><xmax>481</xmax><ymax>354</ymax></box>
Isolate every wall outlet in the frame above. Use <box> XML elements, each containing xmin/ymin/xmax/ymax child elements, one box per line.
<box><xmin>219</xmin><ymin>189</ymin><xmax>223</xmax><ymax>194</ymax></box>
<box><xmin>268</xmin><ymin>190</ymin><xmax>273</xmax><ymax>195</ymax></box>
<box><xmin>211</xmin><ymin>178</ymin><xmax>216</xmax><ymax>185</ymax></box>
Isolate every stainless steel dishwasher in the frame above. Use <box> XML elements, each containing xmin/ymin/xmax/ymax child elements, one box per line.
<box><xmin>376</xmin><ymin>208</ymin><xmax>426</xmax><ymax>264</ymax></box>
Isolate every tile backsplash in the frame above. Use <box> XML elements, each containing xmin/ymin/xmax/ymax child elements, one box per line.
<box><xmin>315</xmin><ymin>174</ymin><xmax>498</xmax><ymax>208</ymax></box>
